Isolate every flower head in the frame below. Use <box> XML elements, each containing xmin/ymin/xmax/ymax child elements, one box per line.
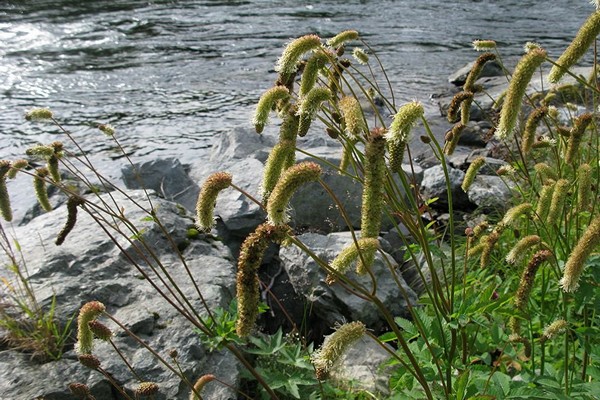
<box><xmin>135</xmin><ymin>382</ymin><xmax>159</xmax><ymax>397</ymax></box>
<box><xmin>190</xmin><ymin>374</ymin><xmax>216</xmax><ymax>400</ymax></box>
<box><xmin>195</xmin><ymin>172</ymin><xmax>233</xmax><ymax>232</ymax></box>
<box><xmin>267</xmin><ymin>161</ymin><xmax>322</xmax><ymax>225</ymax></box>
<box><xmin>253</xmin><ymin>86</ymin><xmax>290</xmax><ymax>133</ymax></box>
<box><xmin>495</xmin><ymin>48</ymin><xmax>547</xmax><ymax>140</ymax></box>
<box><xmin>338</xmin><ymin>96</ymin><xmax>366</xmax><ymax>139</ymax></box>
<box><xmin>461</xmin><ymin>157</ymin><xmax>485</xmax><ymax>192</ymax></box>
<box><xmin>98</xmin><ymin>124</ymin><xmax>115</xmax><ymax>136</ymax></box>
<box><xmin>549</xmin><ymin>11</ymin><xmax>600</xmax><ymax>83</ymax></box>
<box><xmin>312</xmin><ymin>321</ymin><xmax>366</xmax><ymax>380</ymax></box>
<box><xmin>327</xmin><ymin>30</ymin><xmax>359</xmax><ymax>48</ymax></box>
<box><xmin>352</xmin><ymin>48</ymin><xmax>369</xmax><ymax>64</ymax></box>
<box><xmin>0</xmin><ymin>161</ymin><xmax>13</xmax><ymax>222</ymax></box>
<box><xmin>542</xmin><ymin>319</ymin><xmax>568</xmax><ymax>342</ymax></box>
<box><xmin>76</xmin><ymin>301</ymin><xmax>106</xmax><ymax>355</ymax></box>
<box><xmin>25</xmin><ymin>108</ymin><xmax>53</xmax><ymax>121</ymax></box>
<box><xmin>276</xmin><ymin>34</ymin><xmax>322</xmax><ymax>76</ymax></box>
<box><xmin>386</xmin><ymin>101</ymin><xmax>424</xmax><ymax>144</ymax></box>
<box><xmin>560</xmin><ymin>216</ymin><xmax>600</xmax><ymax>292</ymax></box>
<box><xmin>472</xmin><ymin>40</ymin><xmax>497</xmax><ymax>51</ymax></box>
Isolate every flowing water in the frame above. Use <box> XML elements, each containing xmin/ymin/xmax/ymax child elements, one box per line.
<box><xmin>0</xmin><ymin>0</ymin><xmax>594</xmax><ymax>166</ymax></box>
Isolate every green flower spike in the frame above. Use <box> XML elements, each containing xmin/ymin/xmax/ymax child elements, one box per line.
<box><xmin>76</xmin><ymin>301</ymin><xmax>106</xmax><ymax>355</ymax></box>
<box><xmin>299</xmin><ymin>51</ymin><xmax>330</xmax><ymax>98</ymax></box>
<box><xmin>549</xmin><ymin>11</ymin><xmax>600</xmax><ymax>83</ymax></box>
<box><xmin>261</xmin><ymin>139</ymin><xmax>296</xmax><ymax>204</ymax></box>
<box><xmin>577</xmin><ymin>163</ymin><xmax>592</xmax><ymax>211</ymax></box>
<box><xmin>535</xmin><ymin>183</ymin><xmax>555</xmax><ymax>221</ymax></box>
<box><xmin>495</xmin><ymin>48</ymin><xmax>547</xmax><ymax>140</ymax></box>
<box><xmin>533</xmin><ymin>162</ymin><xmax>558</xmax><ymax>183</ymax></box>
<box><xmin>0</xmin><ymin>161</ymin><xmax>13</xmax><ymax>222</ymax></box>
<box><xmin>47</xmin><ymin>141</ymin><xmax>64</xmax><ymax>183</ymax></box>
<box><xmin>521</xmin><ymin>106</ymin><xmax>548</xmax><ymax>155</ymax></box>
<box><xmin>253</xmin><ymin>86</ymin><xmax>290</xmax><ymax>134</ymax></box>
<box><xmin>386</xmin><ymin>101</ymin><xmax>424</xmax><ymax>172</ymax></box>
<box><xmin>56</xmin><ymin>195</ymin><xmax>85</xmax><ymax>246</ymax></box>
<box><xmin>34</xmin><ymin>167</ymin><xmax>53</xmax><ymax>212</ymax></box>
<box><xmin>339</xmin><ymin>96</ymin><xmax>367</xmax><ymax>139</ymax></box>
<box><xmin>98</xmin><ymin>123</ymin><xmax>115</xmax><ymax>136</ymax></box>
<box><xmin>190</xmin><ymin>374</ymin><xmax>216</xmax><ymax>400</ymax></box>
<box><xmin>327</xmin><ymin>30</ymin><xmax>359</xmax><ymax>48</ymax></box>
<box><xmin>25</xmin><ymin>107</ymin><xmax>53</xmax><ymax>121</ymax></box>
<box><xmin>278</xmin><ymin>109</ymin><xmax>300</xmax><ymax>142</ymax></box>
<box><xmin>361</xmin><ymin>128</ymin><xmax>386</xmax><ymax>239</ymax></box>
<box><xmin>501</xmin><ymin>203</ymin><xmax>532</xmax><ymax>227</ymax></box>
<box><xmin>6</xmin><ymin>159</ymin><xmax>28</xmax><ymax>180</ymax></box>
<box><xmin>195</xmin><ymin>172</ymin><xmax>233</xmax><ymax>232</ymax></box>
<box><xmin>236</xmin><ymin>223</ymin><xmax>291</xmax><ymax>337</ymax></box>
<box><xmin>546</xmin><ymin>179</ymin><xmax>570</xmax><ymax>226</ymax></box>
<box><xmin>505</xmin><ymin>235</ymin><xmax>541</xmax><ymax>265</ymax></box>
<box><xmin>352</xmin><ymin>48</ymin><xmax>369</xmax><ymax>64</ymax></box>
<box><xmin>327</xmin><ymin>238</ymin><xmax>380</xmax><ymax>283</ymax></box>
<box><xmin>480</xmin><ymin>230</ymin><xmax>500</xmax><ymax>268</ymax></box>
<box><xmin>541</xmin><ymin>320</ymin><xmax>568</xmax><ymax>343</ymax></box>
<box><xmin>526</xmin><ymin>41</ymin><xmax>544</xmax><ymax>53</ymax></box>
<box><xmin>565</xmin><ymin>112</ymin><xmax>593</xmax><ymax>164</ymax></box>
<box><xmin>312</xmin><ymin>321</ymin><xmax>366</xmax><ymax>380</ymax></box>
<box><xmin>461</xmin><ymin>156</ymin><xmax>485</xmax><ymax>192</ymax></box>
<box><xmin>472</xmin><ymin>39</ymin><xmax>496</xmax><ymax>51</ymax></box>
<box><xmin>267</xmin><ymin>161</ymin><xmax>322</xmax><ymax>225</ymax></box>
<box><xmin>464</xmin><ymin>52</ymin><xmax>496</xmax><ymax>93</ymax></box>
<box><xmin>443</xmin><ymin>122</ymin><xmax>466</xmax><ymax>155</ymax></box>
<box><xmin>386</xmin><ymin>101</ymin><xmax>424</xmax><ymax>147</ymax></box>
<box><xmin>297</xmin><ymin>87</ymin><xmax>332</xmax><ymax>137</ymax></box>
<box><xmin>26</xmin><ymin>144</ymin><xmax>55</xmax><ymax>158</ymax></box>
<box><xmin>275</xmin><ymin>34</ymin><xmax>322</xmax><ymax>76</ymax></box>
<box><xmin>560</xmin><ymin>215</ymin><xmax>600</xmax><ymax>292</ymax></box>
<box><xmin>514</xmin><ymin>250</ymin><xmax>552</xmax><ymax>310</ymax></box>
<box><xmin>467</xmin><ymin>241</ymin><xmax>485</xmax><ymax>259</ymax></box>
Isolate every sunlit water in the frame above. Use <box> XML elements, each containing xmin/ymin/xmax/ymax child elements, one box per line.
<box><xmin>0</xmin><ymin>0</ymin><xmax>593</xmax><ymax>167</ymax></box>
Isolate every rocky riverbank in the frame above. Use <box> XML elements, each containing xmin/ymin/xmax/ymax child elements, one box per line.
<box><xmin>0</xmin><ymin>60</ymin><xmax>594</xmax><ymax>399</ymax></box>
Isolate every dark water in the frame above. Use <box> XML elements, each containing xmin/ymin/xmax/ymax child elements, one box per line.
<box><xmin>0</xmin><ymin>0</ymin><xmax>594</xmax><ymax>165</ymax></box>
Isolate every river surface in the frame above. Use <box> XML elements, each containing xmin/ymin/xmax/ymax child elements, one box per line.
<box><xmin>0</xmin><ymin>0</ymin><xmax>594</xmax><ymax>166</ymax></box>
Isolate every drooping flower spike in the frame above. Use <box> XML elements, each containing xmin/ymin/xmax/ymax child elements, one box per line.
<box><xmin>496</xmin><ymin>48</ymin><xmax>547</xmax><ymax>140</ymax></box>
<box><xmin>549</xmin><ymin>11</ymin><xmax>600</xmax><ymax>83</ymax></box>
<box><xmin>195</xmin><ymin>172</ymin><xmax>232</xmax><ymax>232</ymax></box>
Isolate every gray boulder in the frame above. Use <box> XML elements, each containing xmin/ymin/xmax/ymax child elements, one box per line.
<box><xmin>0</xmin><ymin>190</ymin><xmax>239</xmax><ymax>400</ymax></box>
<box><xmin>122</xmin><ymin>158</ymin><xmax>198</xmax><ymax>212</ymax></box>
<box><xmin>329</xmin><ymin>335</ymin><xmax>393</xmax><ymax>396</ymax></box>
<box><xmin>420</xmin><ymin>164</ymin><xmax>471</xmax><ymax>210</ymax></box>
<box><xmin>466</xmin><ymin>175</ymin><xmax>514</xmax><ymax>211</ymax></box>
<box><xmin>279</xmin><ymin>232</ymin><xmax>418</xmax><ymax>331</ymax></box>
<box><xmin>448</xmin><ymin>59</ymin><xmax>504</xmax><ymax>86</ymax></box>
<box><xmin>210</xmin><ymin>125</ymin><xmax>276</xmax><ymax>163</ymax></box>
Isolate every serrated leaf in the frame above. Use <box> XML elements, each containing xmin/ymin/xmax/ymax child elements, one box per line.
<box><xmin>395</xmin><ymin>316</ymin><xmax>419</xmax><ymax>339</ymax></box>
<box><xmin>455</xmin><ymin>370</ymin><xmax>470</xmax><ymax>400</ymax></box>
<box><xmin>492</xmin><ymin>371</ymin><xmax>511</xmax><ymax>396</ymax></box>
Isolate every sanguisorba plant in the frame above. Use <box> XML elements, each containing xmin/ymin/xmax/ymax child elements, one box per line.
<box><xmin>2</xmin><ymin>6</ymin><xmax>600</xmax><ymax>399</ymax></box>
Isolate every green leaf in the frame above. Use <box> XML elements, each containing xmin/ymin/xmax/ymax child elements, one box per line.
<box><xmin>455</xmin><ymin>370</ymin><xmax>470</xmax><ymax>400</ymax></box>
<box><xmin>394</xmin><ymin>316</ymin><xmax>419</xmax><ymax>340</ymax></box>
<box><xmin>491</xmin><ymin>371</ymin><xmax>511</xmax><ymax>396</ymax></box>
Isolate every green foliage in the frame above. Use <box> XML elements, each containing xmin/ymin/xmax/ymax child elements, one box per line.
<box><xmin>0</xmin><ymin>231</ymin><xmax>74</xmax><ymax>362</ymax></box>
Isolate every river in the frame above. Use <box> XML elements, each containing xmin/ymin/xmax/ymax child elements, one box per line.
<box><xmin>0</xmin><ymin>0</ymin><xmax>594</xmax><ymax>166</ymax></box>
